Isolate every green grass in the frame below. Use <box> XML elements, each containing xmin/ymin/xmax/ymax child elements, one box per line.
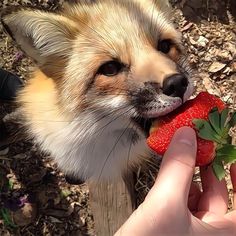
<box><xmin>0</xmin><ymin>208</ymin><xmax>17</xmax><ymax>229</ymax></box>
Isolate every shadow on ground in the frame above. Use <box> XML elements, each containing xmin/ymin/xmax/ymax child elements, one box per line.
<box><xmin>0</xmin><ymin>102</ymin><xmax>93</xmax><ymax>236</ymax></box>
<box><xmin>172</xmin><ymin>0</ymin><xmax>236</xmax><ymax>24</ymax></box>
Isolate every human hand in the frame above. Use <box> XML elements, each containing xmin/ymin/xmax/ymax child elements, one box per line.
<box><xmin>115</xmin><ymin>127</ymin><xmax>236</xmax><ymax>236</ymax></box>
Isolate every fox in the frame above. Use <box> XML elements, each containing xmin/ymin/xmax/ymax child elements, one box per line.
<box><xmin>1</xmin><ymin>0</ymin><xmax>194</xmax><ymax>181</ymax></box>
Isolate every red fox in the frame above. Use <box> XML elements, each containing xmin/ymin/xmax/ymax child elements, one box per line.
<box><xmin>1</xmin><ymin>0</ymin><xmax>194</xmax><ymax>180</ymax></box>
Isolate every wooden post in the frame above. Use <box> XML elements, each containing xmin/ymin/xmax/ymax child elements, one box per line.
<box><xmin>88</xmin><ymin>174</ymin><xmax>136</xmax><ymax>236</ymax></box>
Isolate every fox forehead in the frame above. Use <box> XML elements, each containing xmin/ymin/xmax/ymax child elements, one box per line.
<box><xmin>64</xmin><ymin>0</ymin><xmax>180</xmax><ymax>60</ymax></box>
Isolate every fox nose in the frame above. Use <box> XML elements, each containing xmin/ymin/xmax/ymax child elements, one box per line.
<box><xmin>163</xmin><ymin>74</ymin><xmax>188</xmax><ymax>99</ymax></box>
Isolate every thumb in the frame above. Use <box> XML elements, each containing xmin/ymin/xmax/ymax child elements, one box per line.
<box><xmin>115</xmin><ymin>127</ymin><xmax>197</xmax><ymax>236</ymax></box>
<box><xmin>148</xmin><ymin>127</ymin><xmax>197</xmax><ymax>204</ymax></box>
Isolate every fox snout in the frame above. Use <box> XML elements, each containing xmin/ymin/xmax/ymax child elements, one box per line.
<box><xmin>162</xmin><ymin>73</ymin><xmax>188</xmax><ymax>99</ymax></box>
<box><xmin>139</xmin><ymin>73</ymin><xmax>188</xmax><ymax>100</ymax></box>
<box><xmin>127</xmin><ymin>46</ymin><xmax>192</xmax><ymax>119</ymax></box>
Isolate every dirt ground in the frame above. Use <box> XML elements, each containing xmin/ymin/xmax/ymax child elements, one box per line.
<box><xmin>0</xmin><ymin>0</ymin><xmax>235</xmax><ymax>235</ymax></box>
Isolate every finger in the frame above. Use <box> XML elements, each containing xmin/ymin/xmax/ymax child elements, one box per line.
<box><xmin>188</xmin><ymin>182</ymin><xmax>201</xmax><ymax>213</ymax></box>
<box><xmin>225</xmin><ymin>210</ymin><xmax>236</xmax><ymax>226</ymax></box>
<box><xmin>198</xmin><ymin>166</ymin><xmax>228</xmax><ymax>216</ymax></box>
<box><xmin>230</xmin><ymin>164</ymin><xmax>236</xmax><ymax>210</ymax></box>
<box><xmin>150</xmin><ymin>127</ymin><xmax>197</xmax><ymax>204</ymax></box>
<box><xmin>195</xmin><ymin>211</ymin><xmax>236</xmax><ymax>233</ymax></box>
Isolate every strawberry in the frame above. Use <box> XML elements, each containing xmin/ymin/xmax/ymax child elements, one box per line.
<box><xmin>147</xmin><ymin>92</ymin><xmax>236</xmax><ymax>180</ymax></box>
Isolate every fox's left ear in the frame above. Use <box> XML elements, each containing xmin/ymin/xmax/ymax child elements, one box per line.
<box><xmin>155</xmin><ymin>0</ymin><xmax>172</xmax><ymax>12</ymax></box>
<box><xmin>136</xmin><ymin>0</ymin><xmax>172</xmax><ymax>15</ymax></box>
<box><xmin>1</xmin><ymin>7</ymin><xmax>78</xmax><ymax>66</ymax></box>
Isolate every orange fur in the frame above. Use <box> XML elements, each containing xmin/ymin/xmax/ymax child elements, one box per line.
<box><xmin>18</xmin><ymin>70</ymin><xmax>71</xmax><ymax>133</ymax></box>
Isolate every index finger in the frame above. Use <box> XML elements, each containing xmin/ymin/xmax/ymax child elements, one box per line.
<box><xmin>198</xmin><ymin>166</ymin><xmax>228</xmax><ymax>216</ymax></box>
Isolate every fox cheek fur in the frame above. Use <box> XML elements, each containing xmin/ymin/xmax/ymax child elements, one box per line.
<box><xmin>1</xmin><ymin>0</ymin><xmax>194</xmax><ymax>180</ymax></box>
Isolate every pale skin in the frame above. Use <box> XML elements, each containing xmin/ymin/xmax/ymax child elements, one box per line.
<box><xmin>116</xmin><ymin>127</ymin><xmax>236</xmax><ymax>236</ymax></box>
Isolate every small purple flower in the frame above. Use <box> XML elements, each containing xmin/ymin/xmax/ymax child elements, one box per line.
<box><xmin>14</xmin><ymin>51</ymin><xmax>24</xmax><ymax>63</ymax></box>
<box><xmin>4</xmin><ymin>195</ymin><xmax>29</xmax><ymax>212</ymax></box>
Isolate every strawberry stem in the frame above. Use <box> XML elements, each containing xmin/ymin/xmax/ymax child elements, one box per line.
<box><xmin>194</xmin><ymin>108</ymin><xmax>236</xmax><ymax>180</ymax></box>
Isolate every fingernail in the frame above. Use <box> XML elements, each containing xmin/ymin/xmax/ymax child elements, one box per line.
<box><xmin>174</xmin><ymin>127</ymin><xmax>197</xmax><ymax>147</ymax></box>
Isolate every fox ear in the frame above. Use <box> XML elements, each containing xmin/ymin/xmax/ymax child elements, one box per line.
<box><xmin>135</xmin><ymin>0</ymin><xmax>172</xmax><ymax>14</ymax></box>
<box><xmin>155</xmin><ymin>0</ymin><xmax>172</xmax><ymax>12</ymax></box>
<box><xmin>158</xmin><ymin>0</ymin><xmax>171</xmax><ymax>7</ymax></box>
<box><xmin>1</xmin><ymin>8</ymin><xmax>78</xmax><ymax>65</ymax></box>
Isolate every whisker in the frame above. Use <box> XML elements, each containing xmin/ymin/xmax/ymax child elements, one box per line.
<box><xmin>12</xmin><ymin>103</ymin><xmax>132</xmax><ymax>124</ymax></box>
<box><xmin>97</xmin><ymin>119</ymin><xmax>134</xmax><ymax>183</ymax></box>
<box><xmin>93</xmin><ymin>106</ymin><xmax>134</xmax><ymax>135</ymax></box>
<box><xmin>89</xmin><ymin>106</ymin><xmax>134</xmax><ymax>156</ymax></box>
<box><xmin>126</xmin><ymin>123</ymin><xmax>136</xmax><ymax>173</ymax></box>
<box><xmin>86</xmin><ymin>103</ymin><xmax>132</xmax><ymax>123</ymax></box>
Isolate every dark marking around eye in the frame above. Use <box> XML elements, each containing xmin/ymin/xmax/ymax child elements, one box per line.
<box><xmin>158</xmin><ymin>39</ymin><xmax>173</xmax><ymax>54</ymax></box>
<box><xmin>97</xmin><ymin>60</ymin><xmax>124</xmax><ymax>77</ymax></box>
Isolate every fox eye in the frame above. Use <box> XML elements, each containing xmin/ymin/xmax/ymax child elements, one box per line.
<box><xmin>158</xmin><ymin>39</ymin><xmax>172</xmax><ymax>54</ymax></box>
<box><xmin>98</xmin><ymin>61</ymin><xmax>123</xmax><ymax>76</ymax></box>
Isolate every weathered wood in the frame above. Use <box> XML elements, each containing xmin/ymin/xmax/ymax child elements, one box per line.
<box><xmin>88</xmin><ymin>176</ymin><xmax>136</xmax><ymax>236</ymax></box>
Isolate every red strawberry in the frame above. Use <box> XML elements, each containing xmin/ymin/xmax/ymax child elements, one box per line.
<box><xmin>147</xmin><ymin>92</ymin><xmax>236</xmax><ymax>180</ymax></box>
<box><xmin>195</xmin><ymin>138</ymin><xmax>215</xmax><ymax>166</ymax></box>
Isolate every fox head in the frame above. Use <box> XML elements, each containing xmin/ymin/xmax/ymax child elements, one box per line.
<box><xmin>1</xmin><ymin>0</ymin><xmax>194</xmax><ymax>180</ymax></box>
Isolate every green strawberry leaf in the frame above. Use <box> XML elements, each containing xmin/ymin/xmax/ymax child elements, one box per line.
<box><xmin>208</xmin><ymin>107</ymin><xmax>221</xmax><ymax>135</ymax></box>
<box><xmin>220</xmin><ymin>111</ymin><xmax>236</xmax><ymax>144</ymax></box>
<box><xmin>212</xmin><ymin>160</ymin><xmax>226</xmax><ymax>181</ymax></box>
<box><xmin>193</xmin><ymin>119</ymin><xmax>221</xmax><ymax>143</ymax></box>
<box><xmin>220</xmin><ymin>108</ymin><xmax>229</xmax><ymax>129</ymax></box>
<box><xmin>216</xmin><ymin>144</ymin><xmax>236</xmax><ymax>164</ymax></box>
<box><xmin>229</xmin><ymin>111</ymin><xmax>236</xmax><ymax>127</ymax></box>
<box><xmin>219</xmin><ymin>156</ymin><xmax>236</xmax><ymax>165</ymax></box>
<box><xmin>217</xmin><ymin>144</ymin><xmax>236</xmax><ymax>155</ymax></box>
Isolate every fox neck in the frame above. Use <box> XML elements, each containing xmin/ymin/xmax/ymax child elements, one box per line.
<box><xmin>49</xmin><ymin>112</ymin><xmax>149</xmax><ymax>180</ymax></box>
<box><xmin>18</xmin><ymin>70</ymin><xmax>150</xmax><ymax>180</ymax></box>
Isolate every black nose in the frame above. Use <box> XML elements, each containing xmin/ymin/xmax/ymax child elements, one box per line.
<box><xmin>162</xmin><ymin>74</ymin><xmax>188</xmax><ymax>99</ymax></box>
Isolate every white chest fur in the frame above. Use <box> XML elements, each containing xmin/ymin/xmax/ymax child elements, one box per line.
<box><xmin>30</xmin><ymin>111</ymin><xmax>150</xmax><ymax>180</ymax></box>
